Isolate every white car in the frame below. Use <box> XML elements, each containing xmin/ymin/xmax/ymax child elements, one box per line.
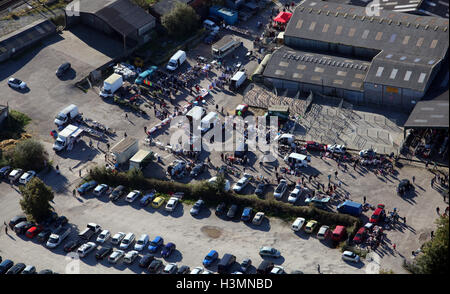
<box><xmin>93</xmin><ymin>184</ymin><xmax>109</xmax><ymax>196</ymax></box>
<box><xmin>19</xmin><ymin>170</ymin><xmax>36</xmax><ymax>185</ymax></box>
<box><xmin>123</xmin><ymin>250</ymin><xmax>139</xmax><ymax>264</ymax></box>
<box><xmin>208</xmin><ymin>177</ymin><xmax>231</xmax><ymax>192</ymax></box>
<box><xmin>252</xmin><ymin>212</ymin><xmax>265</xmax><ymax>225</ymax></box>
<box><xmin>77</xmin><ymin>242</ymin><xmax>97</xmax><ymax>258</ymax></box>
<box><xmin>342</xmin><ymin>251</ymin><xmax>360</xmax><ymax>263</ymax></box>
<box><xmin>8</xmin><ymin>169</ymin><xmax>23</xmax><ymax>182</ymax></box>
<box><xmin>190</xmin><ymin>266</ymin><xmax>204</xmax><ymax>274</ymax></box>
<box><xmin>162</xmin><ymin>263</ymin><xmax>178</xmax><ymax>274</ymax></box>
<box><xmin>165</xmin><ymin>197</ymin><xmax>179</xmax><ymax>212</ymax></box>
<box><xmin>359</xmin><ymin>148</ymin><xmax>376</xmax><ymax>158</ymax></box>
<box><xmin>287</xmin><ymin>185</ymin><xmax>302</xmax><ymax>204</ymax></box>
<box><xmin>119</xmin><ymin>232</ymin><xmax>136</xmax><ymax>250</ymax></box>
<box><xmin>291</xmin><ymin>217</ymin><xmax>306</xmax><ymax>231</ymax></box>
<box><xmin>327</xmin><ymin>144</ymin><xmax>347</xmax><ymax>154</ymax></box>
<box><xmin>232</xmin><ymin>173</ymin><xmax>253</xmax><ymax>193</ymax></box>
<box><xmin>108</xmin><ymin>249</ymin><xmax>125</xmax><ymax>264</ymax></box>
<box><xmin>274</xmin><ymin>179</ymin><xmax>288</xmax><ymax>199</ymax></box>
<box><xmin>125</xmin><ymin>190</ymin><xmax>141</xmax><ymax>203</ymax></box>
<box><xmin>96</xmin><ymin>230</ymin><xmax>111</xmax><ymax>244</ymax></box>
<box><xmin>8</xmin><ymin>78</ymin><xmax>27</xmax><ymax>90</ymax></box>
<box><xmin>270</xmin><ymin>265</ymin><xmax>285</xmax><ymax>274</ymax></box>
<box><xmin>111</xmin><ymin>232</ymin><xmax>126</xmax><ymax>245</ymax></box>
<box><xmin>87</xmin><ymin>223</ymin><xmax>101</xmax><ymax>233</ymax></box>
<box><xmin>134</xmin><ymin>234</ymin><xmax>149</xmax><ymax>251</ymax></box>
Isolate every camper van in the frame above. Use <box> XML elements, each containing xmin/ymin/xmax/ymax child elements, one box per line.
<box><xmin>166</xmin><ymin>50</ymin><xmax>187</xmax><ymax>71</ymax></box>
<box><xmin>199</xmin><ymin>112</ymin><xmax>219</xmax><ymax>133</ymax></box>
<box><xmin>212</xmin><ymin>35</ymin><xmax>242</xmax><ymax>59</ymax></box>
<box><xmin>284</xmin><ymin>153</ymin><xmax>310</xmax><ymax>167</ymax></box>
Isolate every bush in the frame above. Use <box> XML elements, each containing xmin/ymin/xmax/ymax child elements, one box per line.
<box><xmin>8</xmin><ymin>139</ymin><xmax>48</xmax><ymax>171</ymax></box>
<box><xmin>0</xmin><ymin>110</ymin><xmax>31</xmax><ymax>140</ymax></box>
<box><xmin>19</xmin><ymin>177</ymin><xmax>55</xmax><ymax>222</ymax></box>
<box><xmin>161</xmin><ymin>2</ymin><xmax>200</xmax><ymax>37</ymax></box>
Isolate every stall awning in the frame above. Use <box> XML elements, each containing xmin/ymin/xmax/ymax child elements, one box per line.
<box><xmin>273</xmin><ymin>12</ymin><xmax>292</xmax><ymax>24</ymax></box>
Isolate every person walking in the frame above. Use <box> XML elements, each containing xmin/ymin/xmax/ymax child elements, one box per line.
<box><xmin>5</xmin><ymin>226</ymin><xmax>8</xmax><ymax>235</ymax></box>
<box><xmin>436</xmin><ymin>207</ymin><xmax>440</xmax><ymax>215</ymax></box>
<box><xmin>335</xmin><ymin>170</ymin><xmax>338</xmax><ymax>179</ymax></box>
<box><xmin>124</xmin><ymin>132</ymin><xmax>127</xmax><ymax>138</ymax></box>
<box><xmin>363</xmin><ymin>196</ymin><xmax>366</xmax><ymax>204</ymax></box>
<box><xmin>328</xmin><ymin>174</ymin><xmax>331</xmax><ymax>182</ymax></box>
<box><xmin>73</xmin><ymin>189</ymin><xmax>76</xmax><ymax>197</ymax></box>
<box><xmin>431</xmin><ymin>231</ymin><xmax>434</xmax><ymax>239</ymax></box>
<box><xmin>412</xmin><ymin>176</ymin><xmax>415</xmax><ymax>183</ymax></box>
<box><xmin>393</xmin><ymin>243</ymin><xmax>396</xmax><ymax>251</ymax></box>
<box><xmin>317</xmin><ymin>264</ymin><xmax>321</xmax><ymax>274</ymax></box>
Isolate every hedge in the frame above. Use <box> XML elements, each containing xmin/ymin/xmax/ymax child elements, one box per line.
<box><xmin>88</xmin><ymin>166</ymin><xmax>362</xmax><ymax>233</ymax></box>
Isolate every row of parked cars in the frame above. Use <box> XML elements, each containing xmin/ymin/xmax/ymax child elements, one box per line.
<box><xmin>0</xmin><ymin>256</ymin><xmax>56</xmax><ymax>274</ymax></box>
<box><xmin>0</xmin><ymin>166</ymin><xmax>36</xmax><ymax>185</ymax></box>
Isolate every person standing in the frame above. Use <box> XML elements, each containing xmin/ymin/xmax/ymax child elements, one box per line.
<box><xmin>363</xmin><ymin>196</ymin><xmax>366</xmax><ymax>204</ymax></box>
<box><xmin>317</xmin><ymin>264</ymin><xmax>320</xmax><ymax>274</ymax></box>
<box><xmin>412</xmin><ymin>176</ymin><xmax>415</xmax><ymax>183</ymax></box>
<box><xmin>393</xmin><ymin>243</ymin><xmax>396</xmax><ymax>251</ymax></box>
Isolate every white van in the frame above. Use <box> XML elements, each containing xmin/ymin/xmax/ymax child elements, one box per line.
<box><xmin>284</xmin><ymin>153</ymin><xmax>310</xmax><ymax>167</ymax></box>
<box><xmin>54</xmin><ymin>104</ymin><xmax>79</xmax><ymax>126</ymax></box>
<box><xmin>291</xmin><ymin>217</ymin><xmax>305</xmax><ymax>231</ymax></box>
<box><xmin>229</xmin><ymin>71</ymin><xmax>247</xmax><ymax>91</ymax></box>
<box><xmin>199</xmin><ymin>112</ymin><xmax>219</xmax><ymax>133</ymax></box>
<box><xmin>203</xmin><ymin>19</ymin><xmax>220</xmax><ymax>32</ymax></box>
<box><xmin>166</xmin><ymin>50</ymin><xmax>187</xmax><ymax>71</ymax></box>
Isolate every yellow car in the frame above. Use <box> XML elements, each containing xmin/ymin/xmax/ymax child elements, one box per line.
<box><xmin>304</xmin><ymin>220</ymin><xmax>318</xmax><ymax>233</ymax></box>
<box><xmin>151</xmin><ymin>197</ymin><xmax>165</xmax><ymax>209</ymax></box>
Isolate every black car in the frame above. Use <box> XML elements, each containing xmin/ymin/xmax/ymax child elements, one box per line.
<box><xmin>256</xmin><ymin>260</ymin><xmax>274</xmax><ymax>274</ymax></box>
<box><xmin>203</xmin><ymin>32</ymin><xmax>220</xmax><ymax>45</ymax></box>
<box><xmin>254</xmin><ymin>183</ymin><xmax>267</xmax><ymax>197</ymax></box>
<box><xmin>397</xmin><ymin>179</ymin><xmax>413</xmax><ymax>195</ymax></box>
<box><xmin>38</xmin><ymin>269</ymin><xmax>53</xmax><ymax>274</ymax></box>
<box><xmin>190</xmin><ymin>163</ymin><xmax>205</xmax><ymax>177</ymax></box>
<box><xmin>148</xmin><ymin>259</ymin><xmax>163</xmax><ymax>274</ymax></box>
<box><xmin>139</xmin><ymin>254</ymin><xmax>155</xmax><ymax>268</ymax></box>
<box><xmin>110</xmin><ymin>185</ymin><xmax>126</xmax><ymax>201</ymax></box>
<box><xmin>176</xmin><ymin>265</ymin><xmax>190</xmax><ymax>274</ymax></box>
<box><xmin>37</xmin><ymin>228</ymin><xmax>52</xmax><ymax>243</ymax></box>
<box><xmin>95</xmin><ymin>246</ymin><xmax>113</xmax><ymax>260</ymax></box>
<box><xmin>14</xmin><ymin>221</ymin><xmax>34</xmax><ymax>234</ymax></box>
<box><xmin>64</xmin><ymin>239</ymin><xmax>83</xmax><ymax>253</ymax></box>
<box><xmin>54</xmin><ymin>216</ymin><xmax>68</xmax><ymax>228</ymax></box>
<box><xmin>6</xmin><ymin>263</ymin><xmax>26</xmax><ymax>274</ymax></box>
<box><xmin>240</xmin><ymin>258</ymin><xmax>252</xmax><ymax>273</ymax></box>
<box><xmin>9</xmin><ymin>215</ymin><xmax>27</xmax><ymax>229</ymax></box>
<box><xmin>0</xmin><ymin>259</ymin><xmax>14</xmax><ymax>274</ymax></box>
<box><xmin>226</xmin><ymin>204</ymin><xmax>239</xmax><ymax>219</ymax></box>
<box><xmin>0</xmin><ymin>166</ymin><xmax>12</xmax><ymax>179</ymax></box>
<box><xmin>215</xmin><ymin>202</ymin><xmax>227</xmax><ymax>216</ymax></box>
<box><xmin>56</xmin><ymin>62</ymin><xmax>71</xmax><ymax>77</ymax></box>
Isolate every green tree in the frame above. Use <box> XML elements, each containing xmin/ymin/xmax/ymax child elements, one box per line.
<box><xmin>19</xmin><ymin>177</ymin><xmax>54</xmax><ymax>222</ymax></box>
<box><xmin>415</xmin><ymin>216</ymin><xmax>449</xmax><ymax>274</ymax></box>
<box><xmin>9</xmin><ymin>139</ymin><xmax>48</xmax><ymax>171</ymax></box>
<box><xmin>161</xmin><ymin>2</ymin><xmax>200</xmax><ymax>37</ymax></box>
<box><xmin>211</xmin><ymin>173</ymin><xmax>227</xmax><ymax>196</ymax></box>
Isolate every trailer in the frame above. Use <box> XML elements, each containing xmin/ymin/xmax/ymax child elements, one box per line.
<box><xmin>129</xmin><ymin>149</ymin><xmax>153</xmax><ymax>171</ymax></box>
<box><xmin>110</xmin><ymin>137</ymin><xmax>139</xmax><ymax>165</ymax></box>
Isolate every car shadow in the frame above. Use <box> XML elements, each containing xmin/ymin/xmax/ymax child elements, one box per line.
<box><xmin>191</xmin><ymin>207</ymin><xmax>212</xmax><ymax>220</ymax></box>
<box><xmin>163</xmin><ymin>249</ymin><xmax>183</xmax><ymax>263</ymax></box>
<box><xmin>261</xmin><ymin>256</ymin><xmax>285</xmax><ymax>265</ymax></box>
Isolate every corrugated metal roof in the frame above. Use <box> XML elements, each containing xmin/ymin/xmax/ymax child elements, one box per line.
<box><xmin>404</xmin><ymin>98</ymin><xmax>449</xmax><ymax>128</ymax></box>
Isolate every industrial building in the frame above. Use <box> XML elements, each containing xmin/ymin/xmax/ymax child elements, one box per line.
<box><xmin>65</xmin><ymin>0</ymin><xmax>156</xmax><ymax>52</ymax></box>
<box><xmin>262</xmin><ymin>0</ymin><xmax>449</xmax><ymax>111</ymax></box>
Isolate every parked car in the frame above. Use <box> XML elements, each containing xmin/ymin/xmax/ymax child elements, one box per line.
<box><xmin>342</xmin><ymin>251</ymin><xmax>360</xmax><ymax>263</ymax></box>
<box><xmin>134</xmin><ymin>234</ymin><xmax>149</xmax><ymax>251</ymax></box>
<box><xmin>203</xmin><ymin>250</ymin><xmax>219</xmax><ymax>267</ymax></box>
<box><xmin>0</xmin><ymin>166</ymin><xmax>12</xmax><ymax>179</ymax></box>
<box><xmin>240</xmin><ymin>258</ymin><xmax>252</xmax><ymax>273</ymax></box>
<box><xmin>190</xmin><ymin>163</ymin><xmax>205</xmax><ymax>177</ymax></box>
<box><xmin>38</xmin><ymin>269</ymin><xmax>54</xmax><ymax>274</ymax></box>
<box><xmin>123</xmin><ymin>250</ymin><xmax>139</xmax><ymax>264</ymax></box>
<box><xmin>95</xmin><ymin>246</ymin><xmax>113</xmax><ymax>260</ymax></box>
<box><xmin>190</xmin><ymin>199</ymin><xmax>205</xmax><ymax>216</ymax></box>
<box><xmin>215</xmin><ymin>202</ymin><xmax>227</xmax><ymax>216</ymax></box>
<box><xmin>353</xmin><ymin>227</ymin><xmax>368</xmax><ymax>244</ymax></box>
<box><xmin>77</xmin><ymin>181</ymin><xmax>97</xmax><ymax>195</ymax></box>
<box><xmin>203</xmin><ymin>31</ymin><xmax>220</xmax><ymax>44</ymax></box>
<box><xmin>304</xmin><ymin>220</ymin><xmax>318</xmax><ymax>233</ymax></box>
<box><xmin>232</xmin><ymin>173</ymin><xmax>253</xmax><ymax>193</ymax></box>
<box><xmin>9</xmin><ymin>215</ymin><xmax>27</xmax><ymax>229</ymax></box>
<box><xmin>190</xmin><ymin>266</ymin><xmax>204</xmax><ymax>274</ymax></box>
<box><xmin>287</xmin><ymin>184</ymin><xmax>302</xmax><ymax>204</ymax></box>
<box><xmin>359</xmin><ymin>148</ymin><xmax>376</xmax><ymax>158</ymax></box>
<box><xmin>110</xmin><ymin>232</ymin><xmax>126</xmax><ymax>245</ymax></box>
<box><xmin>151</xmin><ymin>196</ymin><xmax>165</xmax><ymax>209</ymax></box>
<box><xmin>96</xmin><ymin>230</ymin><xmax>111</xmax><ymax>244</ymax></box>
<box><xmin>19</xmin><ymin>170</ymin><xmax>35</xmax><ymax>185</ymax></box>
<box><xmin>140</xmin><ymin>191</ymin><xmax>156</xmax><ymax>206</ymax></box>
<box><xmin>305</xmin><ymin>141</ymin><xmax>325</xmax><ymax>151</ymax></box>
<box><xmin>317</xmin><ymin>225</ymin><xmax>331</xmax><ymax>240</ymax></box>
<box><xmin>8</xmin><ymin>78</ymin><xmax>27</xmax><ymax>90</ymax></box>
<box><xmin>148</xmin><ymin>236</ymin><xmax>164</xmax><ymax>253</ymax></box>
<box><xmin>148</xmin><ymin>259</ymin><xmax>163</xmax><ymax>274</ymax></box>
<box><xmin>259</xmin><ymin>246</ymin><xmax>281</xmax><ymax>258</ymax></box>
<box><xmin>252</xmin><ymin>212</ymin><xmax>265</xmax><ymax>225</ymax></box>
<box><xmin>139</xmin><ymin>254</ymin><xmax>155</xmax><ymax>268</ymax></box>
<box><xmin>161</xmin><ymin>242</ymin><xmax>176</xmax><ymax>258</ymax></box>
<box><xmin>256</xmin><ymin>260</ymin><xmax>274</xmax><ymax>274</ymax></box>
<box><xmin>177</xmin><ymin>265</ymin><xmax>190</xmax><ymax>274</ymax></box>
<box><xmin>291</xmin><ymin>217</ymin><xmax>305</xmax><ymax>231</ymax></box>
<box><xmin>21</xmin><ymin>265</ymin><xmax>36</xmax><ymax>274</ymax></box>
<box><xmin>125</xmin><ymin>190</ymin><xmax>141</xmax><ymax>203</ymax></box>
<box><xmin>241</xmin><ymin>207</ymin><xmax>253</xmax><ymax>222</ymax></box>
<box><xmin>37</xmin><ymin>228</ymin><xmax>52</xmax><ymax>243</ymax></box>
<box><xmin>274</xmin><ymin>179</ymin><xmax>288</xmax><ymax>199</ymax></box>
<box><xmin>54</xmin><ymin>216</ymin><xmax>68</xmax><ymax>228</ymax></box>
<box><xmin>108</xmin><ymin>249</ymin><xmax>125</xmax><ymax>264</ymax></box>
<box><xmin>56</xmin><ymin>62</ymin><xmax>71</xmax><ymax>77</ymax></box>
<box><xmin>77</xmin><ymin>242</ymin><xmax>97</xmax><ymax>258</ymax></box>
<box><xmin>6</xmin><ymin>263</ymin><xmax>26</xmax><ymax>274</ymax></box>
<box><xmin>162</xmin><ymin>263</ymin><xmax>178</xmax><ymax>274</ymax></box>
<box><xmin>327</xmin><ymin>144</ymin><xmax>347</xmax><ymax>154</ymax></box>
<box><xmin>370</xmin><ymin>206</ymin><xmax>386</xmax><ymax>224</ymax></box>
<box><xmin>64</xmin><ymin>239</ymin><xmax>83</xmax><ymax>252</ymax></box>
<box><xmin>397</xmin><ymin>179</ymin><xmax>413</xmax><ymax>195</ymax></box>
<box><xmin>119</xmin><ymin>232</ymin><xmax>136</xmax><ymax>250</ymax></box>
<box><xmin>14</xmin><ymin>221</ymin><xmax>34</xmax><ymax>234</ymax></box>
<box><xmin>254</xmin><ymin>182</ymin><xmax>267</xmax><ymax>197</ymax></box>
<box><xmin>8</xmin><ymin>168</ymin><xmax>23</xmax><ymax>183</ymax></box>
<box><xmin>226</xmin><ymin>204</ymin><xmax>239</xmax><ymax>219</ymax></box>
<box><xmin>109</xmin><ymin>185</ymin><xmax>126</xmax><ymax>201</ymax></box>
<box><xmin>93</xmin><ymin>184</ymin><xmax>109</xmax><ymax>196</ymax></box>
<box><xmin>270</xmin><ymin>265</ymin><xmax>286</xmax><ymax>274</ymax></box>
<box><xmin>25</xmin><ymin>224</ymin><xmax>44</xmax><ymax>238</ymax></box>
<box><xmin>165</xmin><ymin>197</ymin><xmax>179</xmax><ymax>212</ymax></box>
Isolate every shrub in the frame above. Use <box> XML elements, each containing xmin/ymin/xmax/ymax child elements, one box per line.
<box><xmin>161</xmin><ymin>2</ymin><xmax>200</xmax><ymax>37</ymax></box>
<box><xmin>8</xmin><ymin>139</ymin><xmax>48</xmax><ymax>171</ymax></box>
<box><xmin>19</xmin><ymin>177</ymin><xmax>54</xmax><ymax>222</ymax></box>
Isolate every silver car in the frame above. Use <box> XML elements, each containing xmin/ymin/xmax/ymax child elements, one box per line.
<box><xmin>274</xmin><ymin>180</ymin><xmax>288</xmax><ymax>199</ymax></box>
<box><xmin>108</xmin><ymin>249</ymin><xmax>125</xmax><ymax>264</ymax></box>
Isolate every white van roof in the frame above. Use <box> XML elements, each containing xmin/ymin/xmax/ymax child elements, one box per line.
<box><xmin>186</xmin><ymin>106</ymin><xmax>204</xmax><ymax>120</ymax></box>
<box><xmin>61</xmin><ymin>104</ymin><xmax>77</xmax><ymax>114</ymax></box>
<box><xmin>171</xmin><ymin>50</ymin><xmax>186</xmax><ymax>61</ymax></box>
<box><xmin>105</xmin><ymin>73</ymin><xmax>122</xmax><ymax>84</ymax></box>
<box><xmin>201</xmin><ymin>112</ymin><xmax>218</xmax><ymax>123</ymax></box>
<box><xmin>231</xmin><ymin>71</ymin><xmax>246</xmax><ymax>81</ymax></box>
<box><xmin>288</xmin><ymin>153</ymin><xmax>308</xmax><ymax>161</ymax></box>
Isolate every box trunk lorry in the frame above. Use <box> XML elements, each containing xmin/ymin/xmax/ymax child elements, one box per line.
<box><xmin>54</xmin><ymin>104</ymin><xmax>80</xmax><ymax>126</ymax></box>
<box><xmin>337</xmin><ymin>200</ymin><xmax>363</xmax><ymax>216</ymax></box>
<box><xmin>46</xmin><ymin>226</ymin><xmax>71</xmax><ymax>249</ymax></box>
<box><xmin>100</xmin><ymin>73</ymin><xmax>123</xmax><ymax>98</ymax></box>
<box><xmin>212</xmin><ymin>35</ymin><xmax>242</xmax><ymax>59</ymax></box>
<box><xmin>229</xmin><ymin>71</ymin><xmax>247</xmax><ymax>91</ymax></box>
<box><xmin>129</xmin><ymin>149</ymin><xmax>153</xmax><ymax>171</ymax></box>
<box><xmin>110</xmin><ymin>137</ymin><xmax>139</xmax><ymax>165</ymax></box>
<box><xmin>52</xmin><ymin>124</ymin><xmax>83</xmax><ymax>152</ymax></box>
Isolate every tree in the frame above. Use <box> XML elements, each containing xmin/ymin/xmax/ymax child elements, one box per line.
<box><xmin>414</xmin><ymin>216</ymin><xmax>449</xmax><ymax>274</ymax></box>
<box><xmin>212</xmin><ymin>173</ymin><xmax>227</xmax><ymax>196</ymax></box>
<box><xmin>9</xmin><ymin>139</ymin><xmax>48</xmax><ymax>171</ymax></box>
<box><xmin>161</xmin><ymin>2</ymin><xmax>200</xmax><ymax>37</ymax></box>
<box><xmin>19</xmin><ymin>178</ymin><xmax>54</xmax><ymax>222</ymax></box>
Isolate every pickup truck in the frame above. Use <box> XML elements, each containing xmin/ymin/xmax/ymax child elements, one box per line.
<box><xmin>78</xmin><ymin>223</ymin><xmax>101</xmax><ymax>241</ymax></box>
<box><xmin>46</xmin><ymin>226</ymin><xmax>71</xmax><ymax>249</ymax></box>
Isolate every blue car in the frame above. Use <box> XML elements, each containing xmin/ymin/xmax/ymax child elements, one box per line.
<box><xmin>161</xmin><ymin>242</ymin><xmax>176</xmax><ymax>258</ymax></box>
<box><xmin>241</xmin><ymin>207</ymin><xmax>253</xmax><ymax>222</ymax></box>
<box><xmin>77</xmin><ymin>180</ymin><xmax>97</xmax><ymax>195</ymax></box>
<box><xmin>135</xmin><ymin>66</ymin><xmax>157</xmax><ymax>85</ymax></box>
<box><xmin>148</xmin><ymin>236</ymin><xmax>164</xmax><ymax>253</ymax></box>
<box><xmin>203</xmin><ymin>250</ymin><xmax>219</xmax><ymax>267</ymax></box>
<box><xmin>140</xmin><ymin>192</ymin><xmax>156</xmax><ymax>207</ymax></box>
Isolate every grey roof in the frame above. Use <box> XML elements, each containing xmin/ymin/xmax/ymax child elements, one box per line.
<box><xmin>404</xmin><ymin>99</ymin><xmax>449</xmax><ymax>129</ymax></box>
<box><xmin>67</xmin><ymin>0</ymin><xmax>155</xmax><ymax>36</ymax></box>
<box><xmin>151</xmin><ymin>0</ymin><xmax>192</xmax><ymax>17</ymax></box>
<box><xmin>263</xmin><ymin>46</ymin><xmax>371</xmax><ymax>92</ymax></box>
<box><xmin>111</xmin><ymin>137</ymin><xmax>138</xmax><ymax>154</ymax></box>
<box><xmin>418</xmin><ymin>0</ymin><xmax>449</xmax><ymax>19</ymax></box>
<box><xmin>349</xmin><ymin>0</ymin><xmax>423</xmax><ymax>13</ymax></box>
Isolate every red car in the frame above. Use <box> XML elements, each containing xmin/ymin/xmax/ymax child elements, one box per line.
<box><xmin>235</xmin><ymin>104</ymin><xmax>249</xmax><ymax>116</ymax></box>
<box><xmin>352</xmin><ymin>227</ymin><xmax>367</xmax><ymax>244</ymax></box>
<box><xmin>25</xmin><ymin>225</ymin><xmax>44</xmax><ymax>238</ymax></box>
<box><xmin>305</xmin><ymin>141</ymin><xmax>325</xmax><ymax>151</ymax></box>
<box><xmin>370</xmin><ymin>206</ymin><xmax>386</xmax><ymax>224</ymax></box>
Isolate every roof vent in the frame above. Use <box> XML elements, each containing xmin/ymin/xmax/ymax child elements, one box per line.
<box><xmin>416</xmin><ymin>23</ymin><xmax>420</xmax><ymax>28</ymax></box>
<box><xmin>406</xmin><ymin>22</ymin><xmax>410</xmax><ymax>27</ymax></box>
<box><xmin>444</xmin><ymin>27</ymin><xmax>448</xmax><ymax>32</ymax></box>
<box><xmin>425</xmin><ymin>24</ymin><xmax>429</xmax><ymax>30</ymax></box>
<box><xmin>295</xmin><ymin>55</ymin><xmax>300</xmax><ymax>61</ymax></box>
<box><xmin>370</xmin><ymin>17</ymin><xmax>374</xmax><ymax>22</ymax></box>
<box><xmin>361</xmin><ymin>16</ymin><xmax>365</xmax><ymax>21</ymax></box>
<box><xmin>317</xmin><ymin>9</ymin><xmax>321</xmax><ymax>14</ymax></box>
<box><xmin>300</xmin><ymin>7</ymin><xmax>305</xmax><ymax>12</ymax></box>
<box><xmin>388</xmin><ymin>19</ymin><xmax>392</xmax><ymax>25</ymax></box>
<box><xmin>379</xmin><ymin>18</ymin><xmax>383</xmax><ymax>24</ymax></box>
<box><xmin>434</xmin><ymin>26</ymin><xmax>438</xmax><ymax>31</ymax></box>
<box><xmin>352</xmin><ymin>14</ymin><xmax>356</xmax><ymax>19</ymax></box>
<box><xmin>344</xmin><ymin>13</ymin><xmax>348</xmax><ymax>18</ymax></box>
<box><xmin>326</xmin><ymin>10</ymin><xmax>330</xmax><ymax>16</ymax></box>
<box><xmin>283</xmin><ymin>53</ymin><xmax>288</xmax><ymax>58</ymax></box>
<box><xmin>309</xmin><ymin>8</ymin><xmax>313</xmax><ymax>13</ymax></box>
<box><xmin>397</xmin><ymin>21</ymin><xmax>401</xmax><ymax>26</ymax></box>
<box><xmin>335</xmin><ymin>12</ymin><xmax>339</xmax><ymax>17</ymax></box>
